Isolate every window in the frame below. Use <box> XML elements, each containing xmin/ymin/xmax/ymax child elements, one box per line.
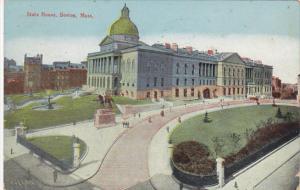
<box><xmin>199</xmin><ymin>80</ymin><xmax>202</xmax><ymax>85</ymax></box>
<box><xmin>161</xmin><ymin>78</ymin><xmax>164</xmax><ymax>86</ymax></box>
<box><xmin>185</xmin><ymin>64</ymin><xmax>188</xmax><ymax>74</ymax></box>
<box><xmin>176</xmin><ymin>63</ymin><xmax>180</xmax><ymax>74</ymax></box>
<box><xmin>146</xmin><ymin>92</ymin><xmax>150</xmax><ymax>98</ymax></box>
<box><xmin>154</xmin><ymin>77</ymin><xmax>157</xmax><ymax>86</ymax></box>
<box><xmin>192</xmin><ymin>79</ymin><xmax>195</xmax><ymax>85</ymax></box>
<box><xmin>192</xmin><ymin>64</ymin><xmax>195</xmax><ymax>75</ymax></box>
<box><xmin>184</xmin><ymin>78</ymin><xmax>187</xmax><ymax>86</ymax></box>
<box><xmin>146</xmin><ymin>78</ymin><xmax>150</xmax><ymax>87</ymax></box>
<box><xmin>176</xmin><ymin>78</ymin><xmax>179</xmax><ymax>86</ymax></box>
<box><xmin>160</xmin><ymin>91</ymin><xmax>164</xmax><ymax>97</ymax></box>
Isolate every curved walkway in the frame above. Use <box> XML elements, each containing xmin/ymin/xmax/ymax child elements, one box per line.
<box><xmin>88</xmin><ymin>99</ymin><xmax>281</xmax><ymax>190</ymax></box>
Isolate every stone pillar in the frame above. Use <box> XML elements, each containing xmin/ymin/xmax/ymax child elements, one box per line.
<box><xmin>15</xmin><ymin>122</ymin><xmax>26</xmax><ymax>143</ymax></box>
<box><xmin>73</xmin><ymin>139</ymin><xmax>80</xmax><ymax>168</ymax></box>
<box><xmin>111</xmin><ymin>56</ymin><xmax>114</xmax><ymax>74</ymax></box>
<box><xmin>216</xmin><ymin>157</ymin><xmax>225</xmax><ymax>188</ymax></box>
<box><xmin>297</xmin><ymin>74</ymin><xmax>300</xmax><ymax>105</ymax></box>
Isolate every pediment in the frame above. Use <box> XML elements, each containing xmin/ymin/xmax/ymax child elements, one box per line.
<box><xmin>223</xmin><ymin>53</ymin><xmax>245</xmax><ymax>65</ymax></box>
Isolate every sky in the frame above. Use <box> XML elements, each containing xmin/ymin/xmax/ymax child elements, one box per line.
<box><xmin>4</xmin><ymin>0</ymin><xmax>300</xmax><ymax>83</ymax></box>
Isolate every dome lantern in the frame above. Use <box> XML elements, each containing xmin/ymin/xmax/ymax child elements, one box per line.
<box><xmin>121</xmin><ymin>4</ymin><xmax>129</xmax><ymax>18</ymax></box>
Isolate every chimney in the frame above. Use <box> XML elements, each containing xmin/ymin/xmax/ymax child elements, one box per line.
<box><xmin>186</xmin><ymin>46</ymin><xmax>193</xmax><ymax>54</ymax></box>
<box><xmin>171</xmin><ymin>43</ymin><xmax>178</xmax><ymax>52</ymax></box>
<box><xmin>207</xmin><ymin>49</ymin><xmax>214</xmax><ymax>55</ymax></box>
<box><xmin>165</xmin><ymin>43</ymin><xmax>171</xmax><ymax>49</ymax></box>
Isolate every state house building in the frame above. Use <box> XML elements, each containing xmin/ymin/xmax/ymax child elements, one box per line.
<box><xmin>86</xmin><ymin>5</ymin><xmax>273</xmax><ymax>100</ymax></box>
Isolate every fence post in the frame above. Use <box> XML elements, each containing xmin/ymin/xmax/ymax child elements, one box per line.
<box><xmin>216</xmin><ymin>157</ymin><xmax>225</xmax><ymax>188</ymax></box>
<box><xmin>73</xmin><ymin>139</ymin><xmax>81</xmax><ymax>168</ymax></box>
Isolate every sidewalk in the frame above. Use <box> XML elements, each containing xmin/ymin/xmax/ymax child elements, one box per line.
<box><xmin>3</xmin><ymin>106</ymin><xmax>170</xmax><ymax>187</ymax></box>
<box><xmin>4</xmin><ymin>121</ymin><xmax>126</xmax><ymax>187</ymax></box>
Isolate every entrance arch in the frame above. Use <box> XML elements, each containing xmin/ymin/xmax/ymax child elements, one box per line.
<box><xmin>154</xmin><ymin>91</ymin><xmax>158</xmax><ymax>99</ymax></box>
<box><xmin>203</xmin><ymin>88</ymin><xmax>210</xmax><ymax>99</ymax></box>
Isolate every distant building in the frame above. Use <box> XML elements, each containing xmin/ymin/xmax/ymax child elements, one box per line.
<box><xmin>86</xmin><ymin>5</ymin><xmax>273</xmax><ymax>100</ymax></box>
<box><xmin>4</xmin><ymin>55</ymin><xmax>87</xmax><ymax>95</ymax></box>
<box><xmin>297</xmin><ymin>74</ymin><xmax>300</xmax><ymax>104</ymax></box>
<box><xmin>4</xmin><ymin>71</ymin><xmax>25</xmax><ymax>95</ymax></box>
<box><xmin>4</xmin><ymin>57</ymin><xmax>25</xmax><ymax>94</ymax></box>
<box><xmin>272</xmin><ymin>76</ymin><xmax>282</xmax><ymax>98</ymax></box>
<box><xmin>281</xmin><ymin>83</ymin><xmax>297</xmax><ymax>99</ymax></box>
<box><xmin>24</xmin><ymin>54</ymin><xmax>43</xmax><ymax>93</ymax></box>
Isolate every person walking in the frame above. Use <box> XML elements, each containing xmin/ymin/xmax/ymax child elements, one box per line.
<box><xmin>53</xmin><ymin>170</ymin><xmax>58</xmax><ymax>183</ymax></box>
<box><xmin>166</xmin><ymin>126</ymin><xmax>169</xmax><ymax>133</ymax></box>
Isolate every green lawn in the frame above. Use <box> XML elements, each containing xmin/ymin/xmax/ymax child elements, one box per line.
<box><xmin>4</xmin><ymin>95</ymin><xmax>120</xmax><ymax>129</ymax></box>
<box><xmin>170</xmin><ymin>105</ymin><xmax>300</xmax><ymax>158</ymax></box>
<box><xmin>112</xmin><ymin>96</ymin><xmax>152</xmax><ymax>105</ymax></box>
<box><xmin>8</xmin><ymin>89</ymin><xmax>63</xmax><ymax>105</ymax></box>
<box><xmin>28</xmin><ymin>135</ymin><xmax>86</xmax><ymax>163</ymax></box>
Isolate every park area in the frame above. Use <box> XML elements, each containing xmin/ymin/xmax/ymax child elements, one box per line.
<box><xmin>27</xmin><ymin>135</ymin><xmax>86</xmax><ymax>164</ymax></box>
<box><xmin>112</xmin><ymin>96</ymin><xmax>152</xmax><ymax>105</ymax></box>
<box><xmin>4</xmin><ymin>94</ymin><xmax>119</xmax><ymax>129</ymax></box>
<box><xmin>7</xmin><ymin>89</ymin><xmax>64</xmax><ymax>105</ymax></box>
<box><xmin>170</xmin><ymin>105</ymin><xmax>300</xmax><ymax>175</ymax></box>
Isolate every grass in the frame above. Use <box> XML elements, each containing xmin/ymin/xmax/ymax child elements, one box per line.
<box><xmin>8</xmin><ymin>89</ymin><xmax>63</xmax><ymax>105</ymax></box>
<box><xmin>170</xmin><ymin>105</ymin><xmax>300</xmax><ymax>158</ymax></box>
<box><xmin>112</xmin><ymin>96</ymin><xmax>152</xmax><ymax>105</ymax></box>
<box><xmin>4</xmin><ymin>95</ymin><xmax>120</xmax><ymax>129</ymax></box>
<box><xmin>28</xmin><ymin>135</ymin><xmax>86</xmax><ymax>163</ymax></box>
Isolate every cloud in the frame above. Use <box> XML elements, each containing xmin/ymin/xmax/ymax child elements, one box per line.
<box><xmin>5</xmin><ymin>34</ymin><xmax>300</xmax><ymax>83</ymax></box>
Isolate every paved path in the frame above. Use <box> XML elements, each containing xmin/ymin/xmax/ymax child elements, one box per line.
<box><xmin>88</xmin><ymin>99</ymin><xmax>259</xmax><ymax>190</ymax></box>
<box><xmin>222</xmin><ymin>137</ymin><xmax>300</xmax><ymax>190</ymax></box>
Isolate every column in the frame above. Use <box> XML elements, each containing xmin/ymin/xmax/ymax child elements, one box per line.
<box><xmin>100</xmin><ymin>58</ymin><xmax>103</xmax><ymax>73</ymax></box>
<box><xmin>108</xmin><ymin>57</ymin><xmax>111</xmax><ymax>74</ymax></box>
<box><xmin>216</xmin><ymin>157</ymin><xmax>225</xmax><ymax>188</ymax></box>
<box><xmin>111</xmin><ymin>56</ymin><xmax>114</xmax><ymax>74</ymax></box>
<box><xmin>73</xmin><ymin>138</ymin><xmax>80</xmax><ymax>168</ymax></box>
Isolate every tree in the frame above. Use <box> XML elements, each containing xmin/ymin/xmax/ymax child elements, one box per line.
<box><xmin>284</xmin><ymin>112</ymin><xmax>294</xmax><ymax>122</ymax></box>
<box><xmin>244</xmin><ymin>128</ymin><xmax>254</xmax><ymax>142</ymax></box>
<box><xmin>276</xmin><ymin>107</ymin><xmax>283</xmax><ymax>118</ymax></box>
<box><xmin>229</xmin><ymin>132</ymin><xmax>241</xmax><ymax>149</ymax></box>
<box><xmin>203</xmin><ymin>111</ymin><xmax>210</xmax><ymax>123</ymax></box>
<box><xmin>211</xmin><ymin>137</ymin><xmax>224</xmax><ymax>157</ymax></box>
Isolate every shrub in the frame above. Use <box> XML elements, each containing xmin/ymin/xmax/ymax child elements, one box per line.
<box><xmin>172</xmin><ymin>141</ymin><xmax>215</xmax><ymax>175</ymax></box>
<box><xmin>276</xmin><ymin>107</ymin><xmax>283</xmax><ymax>118</ymax></box>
